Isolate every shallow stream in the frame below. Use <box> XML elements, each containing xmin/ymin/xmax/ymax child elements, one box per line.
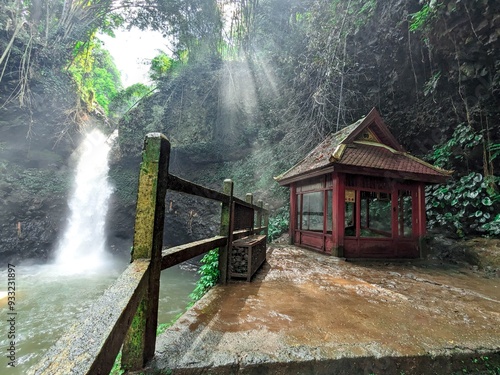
<box><xmin>0</xmin><ymin>258</ymin><xmax>199</xmax><ymax>374</ymax></box>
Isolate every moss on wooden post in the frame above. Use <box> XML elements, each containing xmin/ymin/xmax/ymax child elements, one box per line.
<box><xmin>218</xmin><ymin>179</ymin><xmax>233</xmax><ymax>285</ymax></box>
<box><xmin>122</xmin><ymin>133</ymin><xmax>170</xmax><ymax>371</ymax></box>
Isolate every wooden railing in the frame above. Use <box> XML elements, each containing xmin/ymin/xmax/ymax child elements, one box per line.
<box><xmin>29</xmin><ymin>133</ymin><xmax>268</xmax><ymax>375</ymax></box>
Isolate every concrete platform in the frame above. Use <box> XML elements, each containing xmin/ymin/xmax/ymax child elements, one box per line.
<box><xmin>149</xmin><ymin>245</ymin><xmax>500</xmax><ymax>374</ymax></box>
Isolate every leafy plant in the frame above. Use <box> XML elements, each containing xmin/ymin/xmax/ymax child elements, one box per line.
<box><xmin>423</xmin><ymin>70</ymin><xmax>441</xmax><ymax>96</ymax></box>
<box><xmin>426</xmin><ymin>172</ymin><xmax>500</xmax><ymax>237</ymax></box>
<box><xmin>268</xmin><ymin>208</ymin><xmax>290</xmax><ymax>242</ymax></box>
<box><xmin>189</xmin><ymin>249</ymin><xmax>219</xmax><ymax>302</ymax></box>
<box><xmin>68</xmin><ymin>37</ymin><xmax>122</xmax><ymax>114</ymax></box>
<box><xmin>409</xmin><ymin>1</ymin><xmax>443</xmax><ymax>32</ymax></box>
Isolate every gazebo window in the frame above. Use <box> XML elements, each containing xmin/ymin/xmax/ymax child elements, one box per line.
<box><xmin>398</xmin><ymin>190</ymin><xmax>413</xmax><ymax>237</ymax></box>
<box><xmin>296</xmin><ymin>175</ymin><xmax>334</xmax><ymax>234</ymax></box>
<box><xmin>345</xmin><ymin>201</ymin><xmax>355</xmax><ymax>236</ymax></box>
<box><xmin>360</xmin><ymin>191</ymin><xmax>392</xmax><ymax>238</ymax></box>
<box><xmin>301</xmin><ymin>192</ymin><xmax>323</xmax><ymax>231</ymax></box>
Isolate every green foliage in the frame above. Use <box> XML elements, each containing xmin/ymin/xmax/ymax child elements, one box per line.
<box><xmin>426</xmin><ymin>172</ymin><xmax>500</xmax><ymax>237</ymax></box>
<box><xmin>110</xmin><ymin>351</ymin><xmax>125</xmax><ymax>375</ymax></box>
<box><xmin>108</xmin><ymin>83</ymin><xmax>152</xmax><ymax>119</ymax></box>
<box><xmin>423</xmin><ymin>70</ymin><xmax>441</xmax><ymax>96</ymax></box>
<box><xmin>409</xmin><ymin>4</ymin><xmax>432</xmax><ymax>32</ymax></box>
<box><xmin>452</xmin><ymin>355</ymin><xmax>500</xmax><ymax>375</ymax></box>
<box><xmin>268</xmin><ymin>208</ymin><xmax>290</xmax><ymax>242</ymax></box>
<box><xmin>149</xmin><ymin>52</ymin><xmax>185</xmax><ymax>82</ymax></box>
<box><xmin>68</xmin><ymin>37</ymin><xmax>122</xmax><ymax>114</ymax></box>
<box><xmin>189</xmin><ymin>249</ymin><xmax>219</xmax><ymax>302</ymax></box>
<box><xmin>429</xmin><ymin>122</ymin><xmax>483</xmax><ymax>169</ymax></box>
<box><xmin>409</xmin><ymin>1</ymin><xmax>443</xmax><ymax>32</ymax></box>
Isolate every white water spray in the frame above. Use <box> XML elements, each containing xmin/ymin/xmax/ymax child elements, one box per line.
<box><xmin>55</xmin><ymin>129</ymin><xmax>117</xmax><ymax>273</ymax></box>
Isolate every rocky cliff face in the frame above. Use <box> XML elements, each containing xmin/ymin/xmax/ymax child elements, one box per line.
<box><xmin>0</xmin><ymin>78</ymin><xmax>106</xmax><ymax>263</ymax></box>
<box><xmin>2</xmin><ymin>0</ymin><xmax>499</xmax><ymax>262</ymax></box>
<box><xmin>345</xmin><ymin>0</ymin><xmax>500</xmax><ymax>157</ymax></box>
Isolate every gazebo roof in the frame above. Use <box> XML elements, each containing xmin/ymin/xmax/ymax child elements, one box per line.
<box><xmin>276</xmin><ymin>108</ymin><xmax>452</xmax><ymax>185</ymax></box>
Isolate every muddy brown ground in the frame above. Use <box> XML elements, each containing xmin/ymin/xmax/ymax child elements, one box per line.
<box><xmin>150</xmin><ymin>245</ymin><xmax>500</xmax><ymax>375</ymax></box>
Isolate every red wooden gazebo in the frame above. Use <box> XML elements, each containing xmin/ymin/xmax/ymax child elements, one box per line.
<box><xmin>275</xmin><ymin>108</ymin><xmax>451</xmax><ymax>258</ymax></box>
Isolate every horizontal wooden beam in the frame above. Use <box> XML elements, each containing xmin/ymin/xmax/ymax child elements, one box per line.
<box><xmin>161</xmin><ymin>236</ymin><xmax>228</xmax><ymax>270</ymax></box>
<box><xmin>232</xmin><ymin>227</ymin><xmax>268</xmax><ymax>241</ymax></box>
<box><xmin>233</xmin><ymin>196</ymin><xmax>268</xmax><ymax>212</ymax></box>
<box><xmin>28</xmin><ymin>260</ymin><xmax>150</xmax><ymax>375</ymax></box>
<box><xmin>167</xmin><ymin>175</ymin><xmax>230</xmax><ymax>204</ymax></box>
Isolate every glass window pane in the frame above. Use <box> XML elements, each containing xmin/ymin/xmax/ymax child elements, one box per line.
<box><xmin>399</xmin><ymin>190</ymin><xmax>413</xmax><ymax>237</ymax></box>
<box><xmin>297</xmin><ymin>194</ymin><xmax>302</xmax><ymax>230</ymax></box>
<box><xmin>360</xmin><ymin>191</ymin><xmax>392</xmax><ymax>238</ymax></box>
<box><xmin>302</xmin><ymin>192</ymin><xmax>324</xmax><ymax>231</ymax></box>
<box><xmin>345</xmin><ymin>202</ymin><xmax>356</xmax><ymax>237</ymax></box>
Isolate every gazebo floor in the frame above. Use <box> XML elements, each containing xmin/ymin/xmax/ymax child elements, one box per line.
<box><xmin>147</xmin><ymin>244</ymin><xmax>500</xmax><ymax>375</ymax></box>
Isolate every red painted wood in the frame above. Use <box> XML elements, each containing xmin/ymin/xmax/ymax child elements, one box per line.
<box><xmin>291</xmin><ymin>171</ymin><xmax>425</xmax><ymax>258</ymax></box>
<box><xmin>325</xmin><ymin>236</ymin><xmax>334</xmax><ymax>254</ymax></box>
<box><xmin>355</xmin><ymin>189</ymin><xmax>361</xmax><ymax>238</ymax></box>
<box><xmin>391</xmin><ymin>185</ymin><xmax>398</xmax><ymax>243</ymax></box>
<box><xmin>300</xmin><ymin>231</ymin><xmax>324</xmax><ymax>250</ymax></box>
<box><xmin>290</xmin><ymin>184</ymin><xmax>297</xmax><ymax>244</ymax></box>
<box><xmin>331</xmin><ymin>173</ymin><xmax>345</xmax><ymax>255</ymax></box>
<box><xmin>417</xmin><ymin>182</ymin><xmax>427</xmax><ymax>237</ymax></box>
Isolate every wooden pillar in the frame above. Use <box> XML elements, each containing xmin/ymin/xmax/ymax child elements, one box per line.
<box><xmin>391</xmin><ymin>185</ymin><xmax>399</xmax><ymax>254</ymax></box>
<box><xmin>256</xmin><ymin>199</ymin><xmax>263</xmax><ymax>232</ymax></box>
<box><xmin>245</xmin><ymin>193</ymin><xmax>253</xmax><ymax>230</ymax></box>
<box><xmin>245</xmin><ymin>193</ymin><xmax>253</xmax><ymax>205</ymax></box>
<box><xmin>289</xmin><ymin>184</ymin><xmax>296</xmax><ymax>245</ymax></box>
<box><xmin>218</xmin><ymin>179</ymin><xmax>234</xmax><ymax>284</ymax></box>
<box><xmin>416</xmin><ymin>182</ymin><xmax>427</xmax><ymax>237</ymax></box>
<box><xmin>263</xmin><ymin>203</ymin><xmax>269</xmax><ymax>238</ymax></box>
<box><xmin>331</xmin><ymin>173</ymin><xmax>345</xmax><ymax>257</ymax></box>
<box><xmin>416</xmin><ymin>182</ymin><xmax>427</xmax><ymax>258</ymax></box>
<box><xmin>122</xmin><ymin>133</ymin><xmax>170</xmax><ymax>371</ymax></box>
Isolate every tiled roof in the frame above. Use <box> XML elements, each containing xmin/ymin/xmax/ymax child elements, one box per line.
<box><xmin>340</xmin><ymin>143</ymin><xmax>448</xmax><ymax>177</ymax></box>
<box><xmin>276</xmin><ymin>119</ymin><xmax>363</xmax><ymax>181</ymax></box>
<box><xmin>275</xmin><ymin>109</ymin><xmax>451</xmax><ymax>184</ymax></box>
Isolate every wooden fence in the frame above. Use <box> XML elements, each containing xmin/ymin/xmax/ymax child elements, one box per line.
<box><xmin>29</xmin><ymin>133</ymin><xmax>268</xmax><ymax>375</ymax></box>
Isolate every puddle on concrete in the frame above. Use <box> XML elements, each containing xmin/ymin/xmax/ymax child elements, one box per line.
<box><xmin>189</xmin><ymin>245</ymin><xmax>500</xmax><ymax>358</ymax></box>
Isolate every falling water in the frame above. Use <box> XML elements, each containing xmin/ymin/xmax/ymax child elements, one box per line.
<box><xmin>54</xmin><ymin>129</ymin><xmax>116</xmax><ymax>273</ymax></box>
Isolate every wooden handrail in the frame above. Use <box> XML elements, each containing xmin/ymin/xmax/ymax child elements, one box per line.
<box><xmin>161</xmin><ymin>236</ymin><xmax>227</xmax><ymax>270</ymax></box>
<box><xmin>29</xmin><ymin>133</ymin><xmax>269</xmax><ymax>374</ymax></box>
<box><xmin>28</xmin><ymin>260</ymin><xmax>150</xmax><ymax>375</ymax></box>
<box><xmin>167</xmin><ymin>174</ymin><xmax>230</xmax><ymax>204</ymax></box>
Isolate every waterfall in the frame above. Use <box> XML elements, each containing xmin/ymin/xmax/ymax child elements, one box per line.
<box><xmin>54</xmin><ymin>129</ymin><xmax>116</xmax><ymax>273</ymax></box>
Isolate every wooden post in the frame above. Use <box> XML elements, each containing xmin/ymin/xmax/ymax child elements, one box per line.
<box><xmin>245</xmin><ymin>193</ymin><xmax>253</xmax><ymax>205</ymax></box>
<box><xmin>332</xmin><ymin>173</ymin><xmax>345</xmax><ymax>257</ymax></box>
<box><xmin>417</xmin><ymin>182</ymin><xmax>427</xmax><ymax>258</ymax></box>
<box><xmin>246</xmin><ymin>193</ymin><xmax>253</xmax><ymax>233</ymax></box>
<box><xmin>290</xmin><ymin>184</ymin><xmax>296</xmax><ymax>245</ymax></box>
<box><xmin>122</xmin><ymin>133</ymin><xmax>170</xmax><ymax>371</ymax></box>
<box><xmin>256</xmin><ymin>199</ymin><xmax>263</xmax><ymax>232</ymax></box>
<box><xmin>264</xmin><ymin>203</ymin><xmax>269</xmax><ymax>238</ymax></box>
<box><xmin>219</xmin><ymin>179</ymin><xmax>233</xmax><ymax>284</ymax></box>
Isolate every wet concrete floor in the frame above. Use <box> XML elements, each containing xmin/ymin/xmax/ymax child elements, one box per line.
<box><xmin>150</xmin><ymin>245</ymin><xmax>500</xmax><ymax>374</ymax></box>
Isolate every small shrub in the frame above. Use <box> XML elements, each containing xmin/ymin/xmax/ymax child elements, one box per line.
<box><xmin>426</xmin><ymin>172</ymin><xmax>500</xmax><ymax>237</ymax></box>
<box><xmin>189</xmin><ymin>249</ymin><xmax>219</xmax><ymax>302</ymax></box>
<box><xmin>268</xmin><ymin>207</ymin><xmax>290</xmax><ymax>242</ymax></box>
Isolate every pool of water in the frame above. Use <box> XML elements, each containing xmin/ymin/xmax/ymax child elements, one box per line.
<box><xmin>0</xmin><ymin>258</ymin><xmax>199</xmax><ymax>374</ymax></box>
